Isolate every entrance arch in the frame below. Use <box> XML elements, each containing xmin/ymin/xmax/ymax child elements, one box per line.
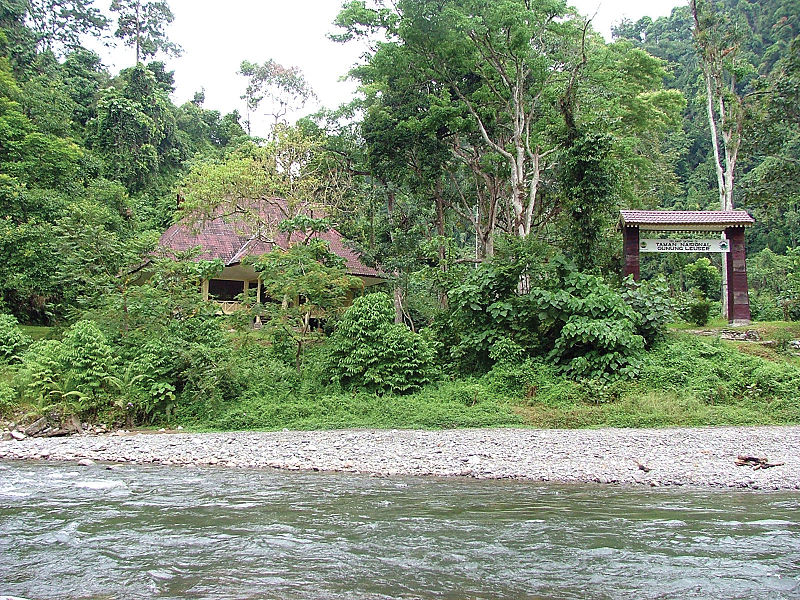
<box><xmin>619</xmin><ymin>210</ymin><xmax>755</xmax><ymax>326</ymax></box>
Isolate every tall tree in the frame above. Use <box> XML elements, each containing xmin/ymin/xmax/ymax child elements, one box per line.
<box><xmin>90</xmin><ymin>63</ymin><xmax>180</xmax><ymax>191</ymax></box>
<box><xmin>690</xmin><ymin>0</ymin><xmax>750</xmax><ymax>212</ymax></box>
<box><xmin>109</xmin><ymin>0</ymin><xmax>181</xmax><ymax>64</ymax></box>
<box><xmin>334</xmin><ymin>0</ymin><xmax>587</xmax><ymax>255</ymax></box>
<box><xmin>24</xmin><ymin>0</ymin><xmax>108</xmax><ymax>55</ymax></box>
<box><xmin>179</xmin><ymin>123</ymin><xmax>347</xmax><ymax>234</ymax></box>
<box><xmin>238</xmin><ymin>59</ymin><xmax>315</xmax><ymax>135</ymax></box>
<box><xmin>691</xmin><ymin>0</ymin><xmax>757</xmax><ymax>315</ymax></box>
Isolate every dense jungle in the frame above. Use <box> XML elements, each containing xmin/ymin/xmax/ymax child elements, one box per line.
<box><xmin>1</xmin><ymin>0</ymin><xmax>800</xmax><ymax>432</ymax></box>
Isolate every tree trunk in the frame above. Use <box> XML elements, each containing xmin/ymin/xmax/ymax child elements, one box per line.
<box><xmin>134</xmin><ymin>0</ymin><xmax>141</xmax><ymax>63</ymax></box>
<box><xmin>393</xmin><ymin>284</ymin><xmax>404</xmax><ymax>325</ymax></box>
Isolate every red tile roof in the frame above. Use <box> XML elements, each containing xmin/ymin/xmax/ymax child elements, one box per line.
<box><xmin>619</xmin><ymin>210</ymin><xmax>754</xmax><ymax>227</ymax></box>
<box><xmin>159</xmin><ymin>198</ymin><xmax>383</xmax><ymax>279</ymax></box>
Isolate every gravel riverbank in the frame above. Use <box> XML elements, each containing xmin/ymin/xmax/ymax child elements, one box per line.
<box><xmin>2</xmin><ymin>426</ymin><xmax>799</xmax><ymax>489</ymax></box>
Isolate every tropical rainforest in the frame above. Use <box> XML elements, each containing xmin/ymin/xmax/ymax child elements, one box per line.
<box><xmin>1</xmin><ymin>0</ymin><xmax>800</xmax><ymax>432</ymax></box>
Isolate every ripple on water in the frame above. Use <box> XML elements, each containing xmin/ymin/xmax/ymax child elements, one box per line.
<box><xmin>73</xmin><ymin>480</ymin><xmax>128</xmax><ymax>491</ymax></box>
<box><xmin>0</xmin><ymin>460</ymin><xmax>799</xmax><ymax>600</ymax></box>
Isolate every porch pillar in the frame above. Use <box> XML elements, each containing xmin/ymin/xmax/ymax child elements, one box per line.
<box><xmin>724</xmin><ymin>227</ymin><xmax>751</xmax><ymax>325</ymax></box>
<box><xmin>254</xmin><ymin>277</ymin><xmax>262</xmax><ymax>327</ymax></box>
<box><xmin>622</xmin><ymin>226</ymin><xmax>640</xmax><ymax>281</ymax></box>
<box><xmin>201</xmin><ymin>279</ymin><xmax>209</xmax><ymax>302</ymax></box>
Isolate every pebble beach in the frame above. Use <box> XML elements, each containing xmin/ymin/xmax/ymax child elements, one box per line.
<box><xmin>2</xmin><ymin>426</ymin><xmax>800</xmax><ymax>490</ymax></box>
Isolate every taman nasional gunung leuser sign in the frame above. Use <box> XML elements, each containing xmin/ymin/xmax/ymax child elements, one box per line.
<box><xmin>639</xmin><ymin>238</ymin><xmax>730</xmax><ymax>253</ymax></box>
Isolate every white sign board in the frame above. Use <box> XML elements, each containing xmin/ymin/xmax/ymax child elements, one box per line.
<box><xmin>640</xmin><ymin>239</ymin><xmax>730</xmax><ymax>253</ymax></box>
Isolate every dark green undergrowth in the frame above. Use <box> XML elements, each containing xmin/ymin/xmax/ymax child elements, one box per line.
<box><xmin>191</xmin><ymin>380</ymin><xmax>522</xmax><ymax>431</ymax></box>
<box><xmin>506</xmin><ymin>334</ymin><xmax>800</xmax><ymax>428</ymax></box>
<box><xmin>4</xmin><ymin>310</ymin><xmax>800</xmax><ymax>431</ymax></box>
<box><xmin>168</xmin><ymin>333</ymin><xmax>800</xmax><ymax>432</ymax></box>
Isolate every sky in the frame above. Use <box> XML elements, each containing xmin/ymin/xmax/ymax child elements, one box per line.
<box><xmin>93</xmin><ymin>0</ymin><xmax>685</xmax><ymax>137</ymax></box>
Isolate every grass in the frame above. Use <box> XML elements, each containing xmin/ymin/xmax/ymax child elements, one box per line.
<box><xmin>667</xmin><ymin>317</ymin><xmax>729</xmax><ymax>331</ymax></box>
<box><xmin>183</xmin><ymin>379</ymin><xmax>524</xmax><ymax>431</ymax></box>
<box><xmin>514</xmin><ymin>391</ymin><xmax>795</xmax><ymax>429</ymax></box>
<box><xmin>19</xmin><ymin>325</ymin><xmax>56</xmax><ymax>341</ymax></box>
<box><xmin>497</xmin><ymin>326</ymin><xmax>800</xmax><ymax>429</ymax></box>
<box><xmin>178</xmin><ymin>327</ymin><xmax>800</xmax><ymax>432</ymax></box>
<box><xmin>6</xmin><ymin>320</ymin><xmax>800</xmax><ymax>432</ymax></box>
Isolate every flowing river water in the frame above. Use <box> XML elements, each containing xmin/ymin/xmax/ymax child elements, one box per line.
<box><xmin>1</xmin><ymin>460</ymin><xmax>799</xmax><ymax>600</ymax></box>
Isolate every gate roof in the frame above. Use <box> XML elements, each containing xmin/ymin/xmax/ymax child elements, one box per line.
<box><xmin>619</xmin><ymin>210</ymin><xmax>754</xmax><ymax>231</ymax></box>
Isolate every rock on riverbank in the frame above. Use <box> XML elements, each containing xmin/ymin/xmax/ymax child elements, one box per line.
<box><xmin>1</xmin><ymin>427</ymin><xmax>799</xmax><ymax>490</ymax></box>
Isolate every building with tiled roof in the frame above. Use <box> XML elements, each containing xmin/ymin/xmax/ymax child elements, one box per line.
<box><xmin>158</xmin><ymin>198</ymin><xmax>383</xmax><ymax>311</ymax></box>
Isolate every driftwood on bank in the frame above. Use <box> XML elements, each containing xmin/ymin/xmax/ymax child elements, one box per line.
<box><xmin>735</xmin><ymin>455</ymin><xmax>784</xmax><ymax>470</ymax></box>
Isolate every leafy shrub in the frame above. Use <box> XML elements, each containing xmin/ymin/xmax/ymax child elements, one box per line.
<box><xmin>61</xmin><ymin>320</ymin><xmax>116</xmax><ymax>403</ymax></box>
<box><xmin>327</xmin><ymin>293</ymin><xmax>437</xmax><ymax>394</ymax></box>
<box><xmin>639</xmin><ymin>336</ymin><xmax>800</xmax><ymax>407</ymax></box>
<box><xmin>549</xmin><ymin>315</ymin><xmax>643</xmax><ymax>379</ymax></box>
<box><xmin>0</xmin><ymin>314</ymin><xmax>30</xmax><ymax>362</ymax></box>
<box><xmin>686</xmin><ymin>295</ymin><xmax>712</xmax><ymax>326</ymax></box>
<box><xmin>489</xmin><ymin>337</ymin><xmax>525</xmax><ymax>364</ymax></box>
<box><xmin>620</xmin><ymin>276</ymin><xmax>673</xmax><ymax>346</ymax></box>
<box><xmin>684</xmin><ymin>257</ymin><xmax>721</xmax><ymax>301</ymax></box>
<box><xmin>748</xmin><ymin>291</ymin><xmax>785</xmax><ymax>322</ymax></box>
<box><xmin>0</xmin><ymin>380</ymin><xmax>16</xmax><ymax>415</ymax></box>
<box><xmin>447</xmin><ymin>242</ymin><xmax>646</xmax><ymax>379</ymax></box>
<box><xmin>18</xmin><ymin>339</ymin><xmax>65</xmax><ymax>401</ymax></box>
<box><xmin>537</xmin><ymin>271</ymin><xmax>645</xmax><ymax>379</ymax></box>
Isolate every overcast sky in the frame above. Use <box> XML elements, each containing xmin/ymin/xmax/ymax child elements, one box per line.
<box><xmin>94</xmin><ymin>0</ymin><xmax>685</xmax><ymax>137</ymax></box>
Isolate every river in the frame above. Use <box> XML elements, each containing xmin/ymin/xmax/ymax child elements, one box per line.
<box><xmin>1</xmin><ymin>460</ymin><xmax>798</xmax><ymax>599</ymax></box>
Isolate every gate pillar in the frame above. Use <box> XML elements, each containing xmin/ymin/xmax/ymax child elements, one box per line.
<box><xmin>724</xmin><ymin>227</ymin><xmax>751</xmax><ymax>325</ymax></box>
<box><xmin>622</xmin><ymin>226</ymin><xmax>640</xmax><ymax>282</ymax></box>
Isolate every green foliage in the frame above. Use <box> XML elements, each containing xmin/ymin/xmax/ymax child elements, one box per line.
<box><xmin>560</xmin><ymin>131</ymin><xmax>618</xmax><ymax>271</ymax></box>
<box><xmin>0</xmin><ymin>313</ymin><xmax>30</xmax><ymax>361</ymax></box>
<box><xmin>248</xmin><ymin>236</ymin><xmax>362</xmax><ymax>366</ymax></box>
<box><xmin>0</xmin><ymin>379</ymin><xmax>16</xmax><ymax>415</ymax></box>
<box><xmin>327</xmin><ymin>293</ymin><xmax>437</xmax><ymax>394</ymax></box>
<box><xmin>448</xmin><ymin>239</ymin><xmax>645</xmax><ymax>379</ymax></box>
<box><xmin>686</xmin><ymin>294</ymin><xmax>713</xmax><ymax>326</ymax></box>
<box><xmin>549</xmin><ymin>313</ymin><xmax>644</xmax><ymax>380</ymax></box>
<box><xmin>684</xmin><ymin>257</ymin><xmax>721</xmax><ymax>300</ymax></box>
<box><xmin>110</xmin><ymin>0</ymin><xmax>181</xmax><ymax>64</ymax></box>
<box><xmin>640</xmin><ymin>336</ymin><xmax>800</xmax><ymax>408</ymax></box>
<box><xmin>208</xmin><ymin>376</ymin><xmax>520</xmax><ymax>431</ymax></box>
<box><xmin>18</xmin><ymin>339</ymin><xmax>64</xmax><ymax>401</ymax></box>
<box><xmin>24</xmin><ymin>0</ymin><xmax>109</xmax><ymax>55</ymax></box>
<box><xmin>60</xmin><ymin>320</ymin><xmax>115</xmax><ymax>403</ymax></box>
<box><xmin>620</xmin><ymin>276</ymin><xmax>674</xmax><ymax>346</ymax></box>
<box><xmin>90</xmin><ymin>64</ymin><xmax>179</xmax><ymax>192</ymax></box>
<box><xmin>489</xmin><ymin>337</ymin><xmax>525</xmax><ymax>365</ymax></box>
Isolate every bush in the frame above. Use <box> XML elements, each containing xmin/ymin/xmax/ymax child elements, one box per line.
<box><xmin>639</xmin><ymin>336</ymin><xmax>800</xmax><ymax>407</ymax></box>
<box><xmin>686</xmin><ymin>295</ymin><xmax>712</xmax><ymax>326</ymax></box>
<box><xmin>0</xmin><ymin>380</ymin><xmax>16</xmax><ymax>415</ymax></box>
<box><xmin>327</xmin><ymin>294</ymin><xmax>437</xmax><ymax>394</ymax></box>
<box><xmin>61</xmin><ymin>320</ymin><xmax>116</xmax><ymax>402</ymax></box>
<box><xmin>0</xmin><ymin>314</ymin><xmax>30</xmax><ymax>362</ymax></box>
<box><xmin>541</xmin><ymin>271</ymin><xmax>645</xmax><ymax>379</ymax></box>
<box><xmin>447</xmin><ymin>243</ymin><xmax>646</xmax><ymax>379</ymax></box>
<box><xmin>18</xmin><ymin>339</ymin><xmax>66</xmax><ymax>402</ymax></box>
<box><xmin>684</xmin><ymin>257</ymin><xmax>721</xmax><ymax>301</ymax></box>
<box><xmin>620</xmin><ymin>276</ymin><xmax>673</xmax><ymax>346</ymax></box>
